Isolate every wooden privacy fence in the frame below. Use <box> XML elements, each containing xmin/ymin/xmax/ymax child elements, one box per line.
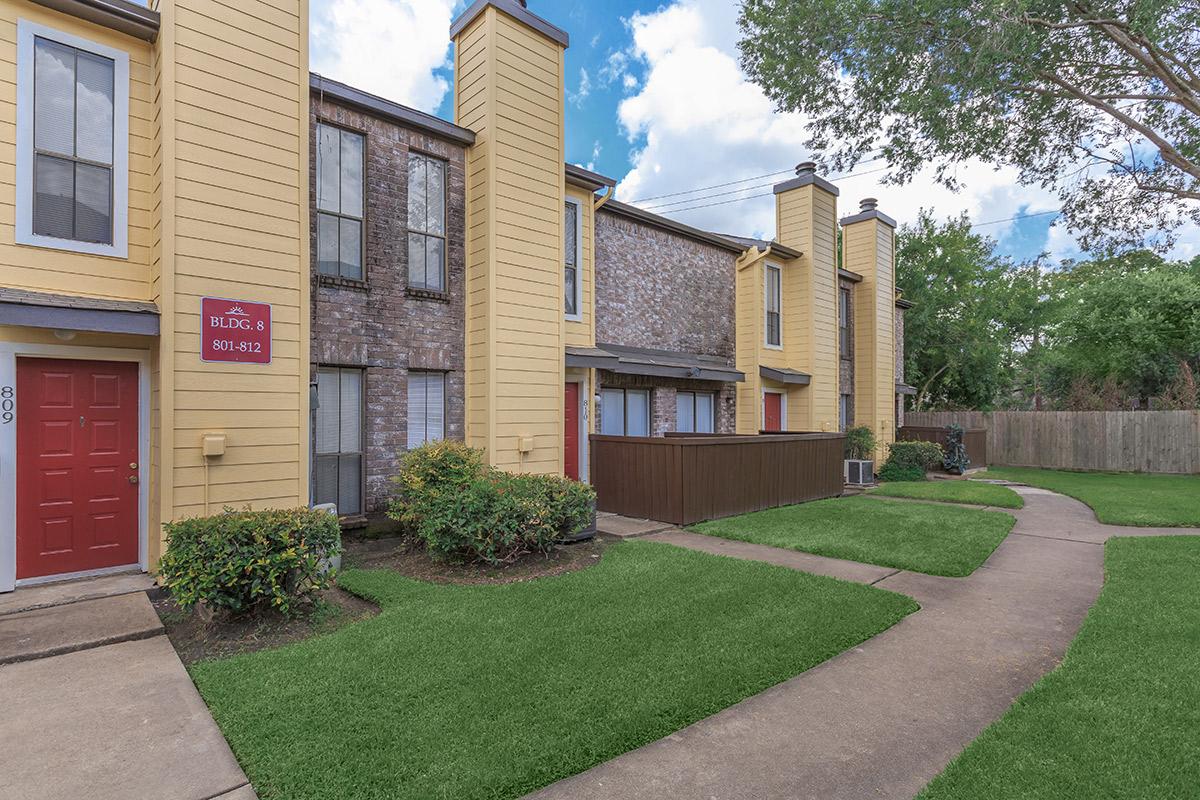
<box><xmin>905</xmin><ymin>411</ymin><xmax>1200</xmax><ymax>474</ymax></box>
<box><xmin>590</xmin><ymin>433</ymin><xmax>845</xmax><ymax>525</ymax></box>
<box><xmin>897</xmin><ymin>426</ymin><xmax>988</xmax><ymax>469</ymax></box>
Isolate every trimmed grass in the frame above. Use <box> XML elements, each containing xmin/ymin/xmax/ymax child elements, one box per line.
<box><xmin>870</xmin><ymin>480</ymin><xmax>1024</xmax><ymax>509</ymax></box>
<box><xmin>191</xmin><ymin>540</ymin><xmax>916</xmax><ymax>800</ymax></box>
<box><xmin>691</xmin><ymin>495</ymin><xmax>1015</xmax><ymax>577</ymax></box>
<box><xmin>982</xmin><ymin>467</ymin><xmax>1200</xmax><ymax>527</ymax></box>
<box><xmin>918</xmin><ymin>536</ymin><xmax>1200</xmax><ymax>799</ymax></box>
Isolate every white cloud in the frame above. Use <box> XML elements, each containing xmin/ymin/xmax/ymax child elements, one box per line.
<box><xmin>310</xmin><ymin>0</ymin><xmax>455</xmax><ymax>112</ymax></box>
<box><xmin>568</xmin><ymin>67</ymin><xmax>592</xmax><ymax>108</ymax></box>
<box><xmin>608</xmin><ymin>0</ymin><xmax>1132</xmax><ymax>257</ymax></box>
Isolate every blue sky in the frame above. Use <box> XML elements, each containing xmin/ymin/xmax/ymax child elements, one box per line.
<box><xmin>308</xmin><ymin>0</ymin><xmax>1172</xmax><ymax>265</ymax></box>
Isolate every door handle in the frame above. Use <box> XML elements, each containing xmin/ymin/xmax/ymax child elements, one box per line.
<box><xmin>128</xmin><ymin>475</ymin><xmax>139</xmax><ymax>485</ymax></box>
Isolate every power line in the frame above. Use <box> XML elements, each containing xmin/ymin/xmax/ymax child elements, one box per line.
<box><xmin>971</xmin><ymin>210</ymin><xmax>1060</xmax><ymax>228</ymax></box>
<box><xmin>652</xmin><ymin>164</ymin><xmax>892</xmax><ymax>215</ymax></box>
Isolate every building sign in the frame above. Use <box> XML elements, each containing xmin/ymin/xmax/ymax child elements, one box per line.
<box><xmin>201</xmin><ymin>297</ymin><xmax>272</xmax><ymax>364</ymax></box>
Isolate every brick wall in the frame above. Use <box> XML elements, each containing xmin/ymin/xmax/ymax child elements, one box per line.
<box><xmin>895</xmin><ymin>306</ymin><xmax>906</xmax><ymax>427</ymax></box>
<box><xmin>594</xmin><ymin>209</ymin><xmax>739</xmax><ymax>434</ymax></box>
<box><xmin>838</xmin><ymin>277</ymin><xmax>856</xmax><ymax>429</ymax></box>
<box><xmin>309</xmin><ymin>96</ymin><xmax>466</xmax><ymax>518</ymax></box>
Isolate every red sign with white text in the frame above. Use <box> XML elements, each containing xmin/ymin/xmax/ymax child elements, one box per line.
<box><xmin>201</xmin><ymin>297</ymin><xmax>272</xmax><ymax>364</ymax></box>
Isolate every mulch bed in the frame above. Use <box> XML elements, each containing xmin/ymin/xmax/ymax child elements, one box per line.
<box><xmin>155</xmin><ymin>537</ymin><xmax>609</xmax><ymax>665</ymax></box>
<box><xmin>342</xmin><ymin>535</ymin><xmax>611</xmax><ymax>585</ymax></box>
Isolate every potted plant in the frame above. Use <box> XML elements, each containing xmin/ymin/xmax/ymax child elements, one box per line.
<box><xmin>844</xmin><ymin>426</ymin><xmax>877</xmax><ymax>485</ymax></box>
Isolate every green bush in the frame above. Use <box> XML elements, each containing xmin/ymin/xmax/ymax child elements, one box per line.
<box><xmin>391</xmin><ymin>442</ymin><xmax>597</xmax><ymax>565</ymax></box>
<box><xmin>159</xmin><ymin>507</ymin><xmax>342</xmax><ymax>616</ymax></box>
<box><xmin>878</xmin><ymin>462</ymin><xmax>927</xmax><ymax>482</ymax></box>
<box><xmin>845</xmin><ymin>426</ymin><xmax>877</xmax><ymax>460</ymax></box>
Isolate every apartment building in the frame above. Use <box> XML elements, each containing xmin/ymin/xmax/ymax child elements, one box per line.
<box><xmin>0</xmin><ymin>0</ymin><xmax>910</xmax><ymax>590</ymax></box>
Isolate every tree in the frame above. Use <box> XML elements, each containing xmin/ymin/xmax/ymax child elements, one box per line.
<box><xmin>1043</xmin><ymin>251</ymin><xmax>1200</xmax><ymax>404</ymax></box>
<box><xmin>739</xmin><ymin>0</ymin><xmax>1200</xmax><ymax>252</ymax></box>
<box><xmin>895</xmin><ymin>211</ymin><xmax>1027</xmax><ymax>410</ymax></box>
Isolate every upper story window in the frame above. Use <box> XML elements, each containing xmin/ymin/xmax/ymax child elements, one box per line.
<box><xmin>839</xmin><ymin>287</ymin><xmax>851</xmax><ymax>359</ymax></box>
<box><xmin>564</xmin><ymin>198</ymin><xmax>581</xmax><ymax>318</ymax></box>
<box><xmin>764</xmin><ymin>263</ymin><xmax>782</xmax><ymax>348</ymax></box>
<box><xmin>16</xmin><ymin>21</ymin><xmax>129</xmax><ymax>258</ymax></box>
<box><xmin>316</xmin><ymin>123</ymin><xmax>364</xmax><ymax>280</ymax></box>
<box><xmin>408</xmin><ymin>152</ymin><xmax>446</xmax><ymax>292</ymax></box>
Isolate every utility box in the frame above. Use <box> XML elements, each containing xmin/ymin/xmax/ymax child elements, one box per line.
<box><xmin>201</xmin><ymin>433</ymin><xmax>227</xmax><ymax>458</ymax></box>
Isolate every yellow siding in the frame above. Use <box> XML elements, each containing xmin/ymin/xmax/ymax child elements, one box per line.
<box><xmin>774</xmin><ymin>183</ymin><xmax>839</xmax><ymax>431</ymax></box>
<box><xmin>843</xmin><ymin>217</ymin><xmax>896</xmax><ymax>461</ymax></box>
<box><xmin>154</xmin><ymin>0</ymin><xmax>309</xmax><ymax>529</ymax></box>
<box><xmin>734</xmin><ymin>251</ymin><xmax>762</xmax><ymax>433</ymax></box>
<box><xmin>0</xmin><ymin>3</ymin><xmax>155</xmax><ymax>301</ymax></box>
<box><xmin>564</xmin><ymin>184</ymin><xmax>594</xmax><ymax>348</ymax></box>
<box><xmin>454</xmin><ymin>6</ymin><xmax>565</xmax><ymax>474</ymax></box>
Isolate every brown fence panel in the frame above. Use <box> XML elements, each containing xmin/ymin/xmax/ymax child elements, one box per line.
<box><xmin>904</xmin><ymin>410</ymin><xmax>1200</xmax><ymax>474</ymax></box>
<box><xmin>591</xmin><ymin>433</ymin><xmax>845</xmax><ymax>525</ymax></box>
<box><xmin>897</xmin><ymin>426</ymin><xmax>988</xmax><ymax>468</ymax></box>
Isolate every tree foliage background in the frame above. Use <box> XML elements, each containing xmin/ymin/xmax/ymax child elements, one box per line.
<box><xmin>896</xmin><ymin>215</ymin><xmax>1200</xmax><ymax>411</ymax></box>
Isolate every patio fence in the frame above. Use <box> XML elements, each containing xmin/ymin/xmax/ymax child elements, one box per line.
<box><xmin>896</xmin><ymin>426</ymin><xmax>988</xmax><ymax>469</ymax></box>
<box><xmin>590</xmin><ymin>432</ymin><xmax>845</xmax><ymax>525</ymax></box>
<box><xmin>905</xmin><ymin>411</ymin><xmax>1200</xmax><ymax>474</ymax></box>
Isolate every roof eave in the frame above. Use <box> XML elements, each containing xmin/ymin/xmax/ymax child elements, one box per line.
<box><xmin>310</xmin><ymin>74</ymin><xmax>476</xmax><ymax>146</ymax></box>
<box><xmin>31</xmin><ymin>0</ymin><xmax>159</xmax><ymax>41</ymax></box>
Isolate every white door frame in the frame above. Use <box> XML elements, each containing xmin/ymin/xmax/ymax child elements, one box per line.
<box><xmin>567</xmin><ymin>372</ymin><xmax>589</xmax><ymax>483</ymax></box>
<box><xmin>762</xmin><ymin>388</ymin><xmax>788</xmax><ymax>432</ymax></box>
<box><xmin>0</xmin><ymin>343</ymin><xmax>151</xmax><ymax>592</ymax></box>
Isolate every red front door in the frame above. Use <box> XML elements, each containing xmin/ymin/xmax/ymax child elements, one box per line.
<box><xmin>16</xmin><ymin>358</ymin><xmax>140</xmax><ymax>580</ymax></box>
<box><xmin>763</xmin><ymin>392</ymin><xmax>783</xmax><ymax>432</ymax></box>
<box><xmin>564</xmin><ymin>382</ymin><xmax>580</xmax><ymax>480</ymax></box>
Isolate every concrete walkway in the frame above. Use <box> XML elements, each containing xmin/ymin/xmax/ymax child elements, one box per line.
<box><xmin>0</xmin><ymin>584</ymin><xmax>256</xmax><ymax>800</ymax></box>
<box><xmin>528</xmin><ymin>485</ymin><xmax>1200</xmax><ymax>800</ymax></box>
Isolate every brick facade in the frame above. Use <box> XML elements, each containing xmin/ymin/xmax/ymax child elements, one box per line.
<box><xmin>594</xmin><ymin>209</ymin><xmax>739</xmax><ymax>434</ymax></box>
<box><xmin>895</xmin><ymin>305</ymin><xmax>906</xmax><ymax>428</ymax></box>
<box><xmin>309</xmin><ymin>96</ymin><xmax>467</xmax><ymax>519</ymax></box>
<box><xmin>838</xmin><ymin>277</ymin><xmax>856</xmax><ymax>430</ymax></box>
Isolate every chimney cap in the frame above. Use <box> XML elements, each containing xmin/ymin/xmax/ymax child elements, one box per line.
<box><xmin>795</xmin><ymin>161</ymin><xmax>817</xmax><ymax>176</ymax></box>
<box><xmin>859</xmin><ymin>197</ymin><xmax>878</xmax><ymax>211</ymax></box>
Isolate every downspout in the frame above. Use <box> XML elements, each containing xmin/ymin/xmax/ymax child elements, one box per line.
<box><xmin>737</xmin><ymin>244</ymin><xmax>773</xmax><ymax>271</ymax></box>
<box><xmin>593</xmin><ymin>183</ymin><xmax>614</xmax><ymax>211</ymax></box>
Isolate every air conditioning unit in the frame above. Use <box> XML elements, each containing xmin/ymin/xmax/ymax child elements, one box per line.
<box><xmin>844</xmin><ymin>459</ymin><xmax>875</xmax><ymax>486</ymax></box>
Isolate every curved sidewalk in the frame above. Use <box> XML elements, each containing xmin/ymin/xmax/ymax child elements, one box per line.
<box><xmin>527</xmin><ymin>486</ymin><xmax>1200</xmax><ymax>800</ymax></box>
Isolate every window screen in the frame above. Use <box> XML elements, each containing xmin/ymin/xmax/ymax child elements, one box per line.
<box><xmin>676</xmin><ymin>391</ymin><xmax>715</xmax><ymax>433</ymax></box>
<box><xmin>314</xmin><ymin>367</ymin><xmax>363</xmax><ymax>516</ymax></box>
<box><xmin>765</xmin><ymin>264</ymin><xmax>782</xmax><ymax>347</ymax></box>
<box><xmin>32</xmin><ymin>37</ymin><xmax>114</xmax><ymax>244</ymax></box>
<box><xmin>408</xmin><ymin>153</ymin><xmax>447</xmax><ymax>291</ymax></box>
<box><xmin>316</xmin><ymin>123</ymin><xmax>364</xmax><ymax>280</ymax></box>
<box><xmin>564</xmin><ymin>201</ymin><xmax>579</xmax><ymax>316</ymax></box>
<box><xmin>600</xmin><ymin>388</ymin><xmax>650</xmax><ymax>436</ymax></box>
<box><xmin>407</xmin><ymin>371</ymin><xmax>445</xmax><ymax>449</ymax></box>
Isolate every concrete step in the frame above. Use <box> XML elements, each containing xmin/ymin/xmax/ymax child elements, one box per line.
<box><xmin>0</xmin><ymin>592</ymin><xmax>163</xmax><ymax>665</ymax></box>
<box><xmin>0</xmin><ymin>571</ymin><xmax>156</xmax><ymax>617</ymax></box>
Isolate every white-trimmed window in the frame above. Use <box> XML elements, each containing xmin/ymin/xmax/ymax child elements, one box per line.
<box><xmin>564</xmin><ymin>197</ymin><xmax>582</xmax><ymax>319</ymax></box>
<box><xmin>676</xmin><ymin>391</ymin><xmax>715</xmax><ymax>433</ymax></box>
<box><xmin>839</xmin><ymin>287</ymin><xmax>852</xmax><ymax>359</ymax></box>
<box><xmin>839</xmin><ymin>393</ymin><xmax>852</xmax><ymax>432</ymax></box>
<box><xmin>16</xmin><ymin>20</ymin><xmax>129</xmax><ymax>257</ymax></box>
<box><xmin>314</xmin><ymin>367</ymin><xmax>364</xmax><ymax>516</ymax></box>
<box><xmin>316</xmin><ymin>123</ymin><xmax>365</xmax><ymax>280</ymax></box>
<box><xmin>408</xmin><ymin>152</ymin><xmax>446</xmax><ymax>291</ymax></box>
<box><xmin>765</xmin><ymin>262</ymin><xmax>782</xmax><ymax>348</ymax></box>
<box><xmin>407</xmin><ymin>371</ymin><xmax>445</xmax><ymax>448</ymax></box>
<box><xmin>600</xmin><ymin>388</ymin><xmax>650</xmax><ymax>436</ymax></box>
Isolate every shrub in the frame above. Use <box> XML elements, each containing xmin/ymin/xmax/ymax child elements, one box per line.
<box><xmin>877</xmin><ymin>462</ymin><xmax>927</xmax><ymax>482</ymax></box>
<box><xmin>943</xmin><ymin>424</ymin><xmax>972</xmax><ymax>474</ymax></box>
<box><xmin>159</xmin><ymin>507</ymin><xmax>342</xmax><ymax>617</ymax></box>
<box><xmin>391</xmin><ymin>442</ymin><xmax>597</xmax><ymax>565</ymax></box>
<box><xmin>845</xmin><ymin>426</ymin><xmax>877</xmax><ymax>460</ymax></box>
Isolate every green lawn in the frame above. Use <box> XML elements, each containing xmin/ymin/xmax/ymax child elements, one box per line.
<box><xmin>191</xmin><ymin>540</ymin><xmax>916</xmax><ymax>800</ymax></box>
<box><xmin>918</xmin><ymin>536</ymin><xmax>1200</xmax><ymax>799</ymax></box>
<box><xmin>870</xmin><ymin>480</ymin><xmax>1024</xmax><ymax>509</ymax></box>
<box><xmin>981</xmin><ymin>467</ymin><xmax>1200</xmax><ymax>526</ymax></box>
<box><xmin>691</xmin><ymin>495</ymin><xmax>1015</xmax><ymax>577</ymax></box>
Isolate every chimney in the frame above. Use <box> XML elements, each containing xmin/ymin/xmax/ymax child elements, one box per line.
<box><xmin>840</xmin><ymin>197</ymin><xmax>898</xmax><ymax>461</ymax></box>
<box><xmin>450</xmin><ymin>1</ymin><xmax>569</xmax><ymax>473</ymax></box>
<box><xmin>766</xmin><ymin>162</ymin><xmax>840</xmax><ymax>431</ymax></box>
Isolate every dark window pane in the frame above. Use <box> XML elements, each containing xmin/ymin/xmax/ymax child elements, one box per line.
<box><xmin>317</xmin><ymin>213</ymin><xmax>339</xmax><ymax>275</ymax></box>
<box><xmin>565</xmin><ymin>267</ymin><xmax>577</xmax><ymax>315</ymax></box>
<box><xmin>339</xmin><ymin>130</ymin><xmax>363</xmax><ymax>219</ymax></box>
<box><xmin>564</xmin><ymin>202</ymin><xmax>578</xmax><ymax>266</ymax></box>
<box><xmin>426</xmin><ymin>159</ymin><xmax>445</xmax><ymax>235</ymax></box>
<box><xmin>408</xmin><ymin>232</ymin><xmax>427</xmax><ymax>288</ymax></box>
<box><xmin>339</xmin><ymin>217</ymin><xmax>362</xmax><ymax>279</ymax></box>
<box><xmin>33</xmin><ymin>154</ymin><xmax>74</xmax><ymax>239</ymax></box>
<box><xmin>338</xmin><ymin>454</ymin><xmax>362</xmax><ymax>515</ymax></box>
<box><xmin>314</xmin><ymin>454</ymin><xmax>338</xmax><ymax>507</ymax></box>
<box><xmin>74</xmin><ymin>162</ymin><xmax>111</xmax><ymax>244</ymax></box>
<box><xmin>425</xmin><ymin>237</ymin><xmax>444</xmax><ymax>291</ymax></box>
